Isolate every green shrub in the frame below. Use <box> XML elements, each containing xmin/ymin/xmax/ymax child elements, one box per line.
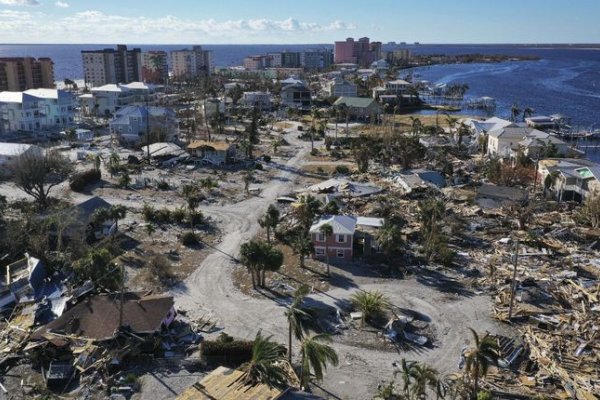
<box><xmin>188</xmin><ymin>210</ymin><xmax>204</xmax><ymax>226</ymax></box>
<box><xmin>310</xmin><ymin>148</ymin><xmax>319</xmax><ymax>156</ymax></box>
<box><xmin>181</xmin><ymin>231</ymin><xmax>199</xmax><ymax>246</ymax></box>
<box><xmin>69</xmin><ymin>169</ymin><xmax>101</xmax><ymax>192</ymax></box>
<box><xmin>156</xmin><ymin>180</ymin><xmax>170</xmax><ymax>190</ymax></box>
<box><xmin>172</xmin><ymin>207</ymin><xmax>186</xmax><ymax>224</ymax></box>
<box><xmin>254</xmin><ymin>163</ymin><xmax>263</xmax><ymax>170</ymax></box>
<box><xmin>118</xmin><ymin>172</ymin><xmax>131</xmax><ymax>188</ymax></box>
<box><xmin>201</xmin><ymin>338</ymin><xmax>254</xmax><ymax>366</ymax></box>
<box><xmin>262</xmin><ymin>155</ymin><xmax>271</xmax><ymax>163</ymax></box>
<box><xmin>477</xmin><ymin>391</ymin><xmax>492</xmax><ymax>400</ymax></box>
<box><xmin>155</xmin><ymin>208</ymin><xmax>172</xmax><ymax>224</ymax></box>
<box><xmin>334</xmin><ymin>165</ymin><xmax>350</xmax><ymax>175</ymax></box>
<box><xmin>142</xmin><ymin>204</ymin><xmax>155</xmax><ymax>223</ymax></box>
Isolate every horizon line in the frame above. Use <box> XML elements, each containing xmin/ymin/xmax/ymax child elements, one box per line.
<box><xmin>1</xmin><ymin>42</ymin><xmax>600</xmax><ymax>46</ymax></box>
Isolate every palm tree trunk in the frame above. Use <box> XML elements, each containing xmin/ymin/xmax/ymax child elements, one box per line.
<box><xmin>325</xmin><ymin>243</ymin><xmax>330</xmax><ymax>277</ymax></box>
<box><xmin>473</xmin><ymin>364</ymin><xmax>479</xmax><ymax>398</ymax></box>
<box><xmin>250</xmin><ymin>269</ymin><xmax>256</xmax><ymax>289</ymax></box>
<box><xmin>261</xmin><ymin>269</ymin><xmax>266</xmax><ymax>287</ymax></box>
<box><xmin>266</xmin><ymin>226</ymin><xmax>271</xmax><ymax>244</ymax></box>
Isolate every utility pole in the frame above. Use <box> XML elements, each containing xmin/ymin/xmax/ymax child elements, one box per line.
<box><xmin>508</xmin><ymin>239</ymin><xmax>520</xmax><ymax>321</ymax></box>
<box><xmin>118</xmin><ymin>263</ymin><xmax>125</xmax><ymax>328</ymax></box>
<box><xmin>145</xmin><ymin>101</ymin><xmax>151</xmax><ymax>163</ymax></box>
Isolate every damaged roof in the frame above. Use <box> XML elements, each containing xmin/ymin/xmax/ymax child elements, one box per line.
<box><xmin>177</xmin><ymin>366</ymin><xmax>287</xmax><ymax>400</ymax></box>
<box><xmin>32</xmin><ymin>292</ymin><xmax>174</xmax><ymax>341</ymax></box>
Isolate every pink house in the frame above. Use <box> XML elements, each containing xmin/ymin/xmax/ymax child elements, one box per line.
<box><xmin>310</xmin><ymin>215</ymin><xmax>356</xmax><ymax>261</ymax></box>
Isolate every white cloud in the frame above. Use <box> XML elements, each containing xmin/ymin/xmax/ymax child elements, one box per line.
<box><xmin>0</xmin><ymin>10</ymin><xmax>356</xmax><ymax>43</ymax></box>
<box><xmin>55</xmin><ymin>1</ymin><xmax>69</xmax><ymax>8</ymax></box>
<box><xmin>0</xmin><ymin>0</ymin><xmax>39</xmax><ymax>5</ymax></box>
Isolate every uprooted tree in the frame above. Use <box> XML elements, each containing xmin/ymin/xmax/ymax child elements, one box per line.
<box><xmin>11</xmin><ymin>150</ymin><xmax>73</xmax><ymax>210</ymax></box>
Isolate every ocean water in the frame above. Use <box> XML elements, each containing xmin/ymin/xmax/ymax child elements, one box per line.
<box><xmin>1</xmin><ymin>43</ymin><xmax>599</xmax><ymax>136</ymax></box>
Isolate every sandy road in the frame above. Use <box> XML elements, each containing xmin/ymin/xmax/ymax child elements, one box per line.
<box><xmin>170</xmin><ymin>126</ymin><xmax>512</xmax><ymax>399</ymax></box>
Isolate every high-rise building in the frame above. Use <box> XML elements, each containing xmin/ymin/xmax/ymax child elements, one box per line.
<box><xmin>281</xmin><ymin>51</ymin><xmax>301</xmax><ymax>68</ymax></box>
<box><xmin>334</xmin><ymin>37</ymin><xmax>382</xmax><ymax>67</ymax></box>
<box><xmin>141</xmin><ymin>51</ymin><xmax>168</xmax><ymax>84</ymax></box>
<box><xmin>81</xmin><ymin>45</ymin><xmax>142</xmax><ymax>88</ymax></box>
<box><xmin>0</xmin><ymin>57</ymin><xmax>55</xmax><ymax>91</ymax></box>
<box><xmin>301</xmin><ymin>49</ymin><xmax>333</xmax><ymax>70</ymax></box>
<box><xmin>171</xmin><ymin>46</ymin><xmax>213</xmax><ymax>80</ymax></box>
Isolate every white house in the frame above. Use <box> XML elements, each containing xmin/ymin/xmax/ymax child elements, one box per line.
<box><xmin>242</xmin><ymin>91</ymin><xmax>272</xmax><ymax>110</ymax></box>
<box><xmin>487</xmin><ymin>124</ymin><xmax>570</xmax><ymax>158</ymax></box>
<box><xmin>0</xmin><ymin>89</ymin><xmax>75</xmax><ymax>135</ymax></box>
<box><xmin>79</xmin><ymin>82</ymin><xmax>162</xmax><ymax>117</ymax></box>
<box><xmin>110</xmin><ymin>105</ymin><xmax>178</xmax><ymax>146</ymax></box>
<box><xmin>0</xmin><ymin>142</ymin><xmax>41</xmax><ymax>173</ymax></box>
<box><xmin>326</xmin><ymin>76</ymin><xmax>357</xmax><ymax>98</ymax></box>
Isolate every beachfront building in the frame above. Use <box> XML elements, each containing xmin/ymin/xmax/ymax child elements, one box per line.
<box><xmin>241</xmin><ymin>91</ymin><xmax>272</xmax><ymax>110</ymax></box>
<box><xmin>109</xmin><ymin>105</ymin><xmax>178</xmax><ymax>146</ymax></box>
<box><xmin>334</xmin><ymin>37</ymin><xmax>382</xmax><ymax>67</ymax></box>
<box><xmin>171</xmin><ymin>46</ymin><xmax>212</xmax><ymax>80</ymax></box>
<box><xmin>301</xmin><ymin>48</ymin><xmax>334</xmax><ymax>69</ymax></box>
<box><xmin>81</xmin><ymin>45</ymin><xmax>142</xmax><ymax>88</ymax></box>
<box><xmin>140</xmin><ymin>51</ymin><xmax>168</xmax><ymax>84</ymax></box>
<box><xmin>187</xmin><ymin>140</ymin><xmax>237</xmax><ymax>165</ymax></box>
<box><xmin>79</xmin><ymin>82</ymin><xmax>162</xmax><ymax>117</ymax></box>
<box><xmin>0</xmin><ymin>89</ymin><xmax>75</xmax><ymax>135</ymax></box>
<box><xmin>486</xmin><ymin>124</ymin><xmax>570</xmax><ymax>158</ymax></box>
<box><xmin>0</xmin><ymin>57</ymin><xmax>55</xmax><ymax>92</ymax></box>
<box><xmin>386</xmin><ymin>48</ymin><xmax>412</xmax><ymax>64</ymax></box>
<box><xmin>326</xmin><ymin>76</ymin><xmax>358</xmax><ymax>98</ymax></box>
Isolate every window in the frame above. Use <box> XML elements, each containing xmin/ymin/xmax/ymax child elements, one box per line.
<box><xmin>336</xmin><ymin>249</ymin><xmax>345</xmax><ymax>258</ymax></box>
<box><xmin>316</xmin><ymin>233</ymin><xmax>325</xmax><ymax>242</ymax></box>
<box><xmin>336</xmin><ymin>234</ymin><xmax>346</xmax><ymax>243</ymax></box>
<box><xmin>315</xmin><ymin>248</ymin><xmax>325</xmax><ymax>256</ymax></box>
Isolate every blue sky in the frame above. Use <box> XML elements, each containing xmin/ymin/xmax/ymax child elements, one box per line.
<box><xmin>0</xmin><ymin>0</ymin><xmax>599</xmax><ymax>44</ymax></box>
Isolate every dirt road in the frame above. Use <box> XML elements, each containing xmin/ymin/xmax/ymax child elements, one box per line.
<box><xmin>170</xmin><ymin>126</ymin><xmax>511</xmax><ymax>399</ymax></box>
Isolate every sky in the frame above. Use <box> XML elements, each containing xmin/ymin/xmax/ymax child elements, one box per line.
<box><xmin>0</xmin><ymin>0</ymin><xmax>599</xmax><ymax>44</ymax></box>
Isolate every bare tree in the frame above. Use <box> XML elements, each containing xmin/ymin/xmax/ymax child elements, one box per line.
<box><xmin>12</xmin><ymin>150</ymin><xmax>73</xmax><ymax>210</ymax></box>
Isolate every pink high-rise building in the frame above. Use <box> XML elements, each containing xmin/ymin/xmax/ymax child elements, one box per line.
<box><xmin>334</xmin><ymin>37</ymin><xmax>382</xmax><ymax>67</ymax></box>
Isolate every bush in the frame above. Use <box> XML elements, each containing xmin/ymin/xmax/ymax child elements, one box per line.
<box><xmin>156</xmin><ymin>180</ymin><xmax>170</xmax><ymax>190</ymax></box>
<box><xmin>262</xmin><ymin>155</ymin><xmax>271</xmax><ymax>163</ymax></box>
<box><xmin>142</xmin><ymin>204</ymin><xmax>155</xmax><ymax>223</ymax></box>
<box><xmin>172</xmin><ymin>207</ymin><xmax>186</xmax><ymax>224</ymax></box>
<box><xmin>201</xmin><ymin>338</ymin><xmax>254</xmax><ymax>366</ymax></box>
<box><xmin>254</xmin><ymin>163</ymin><xmax>263</xmax><ymax>170</ymax></box>
<box><xmin>181</xmin><ymin>231</ymin><xmax>200</xmax><ymax>246</ymax></box>
<box><xmin>310</xmin><ymin>148</ymin><xmax>319</xmax><ymax>156</ymax></box>
<box><xmin>155</xmin><ymin>208</ymin><xmax>172</xmax><ymax>224</ymax></box>
<box><xmin>334</xmin><ymin>165</ymin><xmax>350</xmax><ymax>175</ymax></box>
<box><xmin>69</xmin><ymin>169</ymin><xmax>101</xmax><ymax>192</ymax></box>
<box><xmin>188</xmin><ymin>210</ymin><xmax>204</xmax><ymax>226</ymax></box>
<box><xmin>477</xmin><ymin>391</ymin><xmax>492</xmax><ymax>400</ymax></box>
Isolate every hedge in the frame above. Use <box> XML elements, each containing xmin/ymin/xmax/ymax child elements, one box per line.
<box><xmin>69</xmin><ymin>169</ymin><xmax>101</xmax><ymax>192</ymax></box>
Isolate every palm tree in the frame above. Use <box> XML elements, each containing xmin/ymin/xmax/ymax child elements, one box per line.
<box><xmin>465</xmin><ymin>328</ymin><xmax>500</xmax><ymax>396</ymax></box>
<box><xmin>243</xmin><ymin>170</ymin><xmax>253</xmax><ymax>195</ymax></box>
<box><xmin>259</xmin><ymin>204</ymin><xmax>280</xmax><ymax>244</ymax></box>
<box><xmin>394</xmin><ymin>358</ymin><xmax>417</xmax><ymax>397</ymax></box>
<box><xmin>310</xmin><ymin>107</ymin><xmax>321</xmax><ymax>152</ymax></box>
<box><xmin>319</xmin><ymin>223</ymin><xmax>333</xmax><ymax>277</ymax></box>
<box><xmin>293</xmin><ymin>195</ymin><xmax>322</xmax><ymax>234</ymax></box>
<box><xmin>510</xmin><ymin>104</ymin><xmax>521</xmax><ymax>122</ymax></box>
<box><xmin>523</xmin><ymin>107</ymin><xmax>535</xmax><ymax>122</ymax></box>
<box><xmin>290</xmin><ymin>233</ymin><xmax>312</xmax><ymax>268</ymax></box>
<box><xmin>182</xmin><ymin>183</ymin><xmax>201</xmax><ymax>233</ymax></box>
<box><xmin>350</xmin><ymin>290</ymin><xmax>388</xmax><ymax>329</ymax></box>
<box><xmin>456</xmin><ymin>122</ymin><xmax>470</xmax><ymax>149</ymax></box>
<box><xmin>93</xmin><ymin>205</ymin><xmax>127</xmax><ymax>238</ymax></box>
<box><xmin>299</xmin><ymin>333</ymin><xmax>339</xmax><ymax>389</ymax></box>
<box><xmin>285</xmin><ymin>284</ymin><xmax>310</xmax><ymax>362</ymax></box>
<box><xmin>240</xmin><ymin>240</ymin><xmax>262</xmax><ymax>289</ymax></box>
<box><xmin>241</xmin><ymin>330</ymin><xmax>289</xmax><ymax>388</ymax></box>
<box><xmin>409</xmin><ymin>363</ymin><xmax>439</xmax><ymax>399</ymax></box>
<box><xmin>376</xmin><ymin>222</ymin><xmax>402</xmax><ymax>256</ymax></box>
<box><xmin>409</xmin><ymin>116</ymin><xmax>423</xmax><ymax>136</ymax></box>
